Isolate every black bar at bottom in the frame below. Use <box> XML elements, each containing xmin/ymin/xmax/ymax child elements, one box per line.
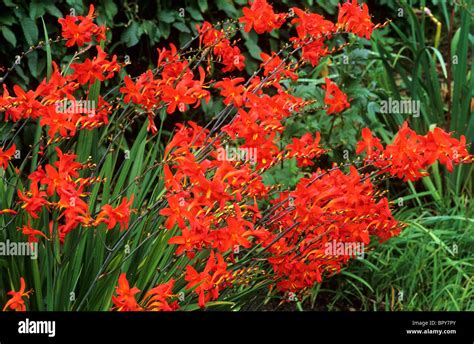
<box><xmin>0</xmin><ymin>311</ymin><xmax>472</xmax><ymax>343</ymax></box>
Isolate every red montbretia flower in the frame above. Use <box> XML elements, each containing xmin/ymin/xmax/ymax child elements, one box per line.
<box><xmin>260</xmin><ymin>52</ymin><xmax>298</xmax><ymax>88</ymax></box>
<box><xmin>58</xmin><ymin>4</ymin><xmax>105</xmax><ymax>47</ymax></box>
<box><xmin>322</xmin><ymin>78</ymin><xmax>350</xmax><ymax>114</ymax></box>
<box><xmin>17</xmin><ymin>182</ymin><xmax>49</xmax><ymax>219</ymax></box>
<box><xmin>70</xmin><ymin>46</ymin><xmax>121</xmax><ymax>85</ymax></box>
<box><xmin>196</xmin><ymin>22</ymin><xmax>246</xmax><ymax>73</ymax></box>
<box><xmin>112</xmin><ymin>273</ymin><xmax>142</xmax><ymax>311</ymax></box>
<box><xmin>291</xmin><ymin>8</ymin><xmax>336</xmax><ymax>39</ymax></box>
<box><xmin>1</xmin><ymin>50</ymin><xmax>116</xmax><ymax>139</ymax></box>
<box><xmin>144</xmin><ymin>279</ymin><xmax>180</xmax><ymax>311</ymax></box>
<box><xmin>338</xmin><ymin>0</ymin><xmax>375</xmax><ymax>39</ymax></box>
<box><xmin>288</xmin><ymin>8</ymin><xmax>335</xmax><ymax>67</ymax></box>
<box><xmin>239</xmin><ymin>0</ymin><xmax>285</xmax><ymax>34</ymax></box>
<box><xmin>120</xmin><ymin>44</ymin><xmax>211</xmax><ymax>123</ymax></box>
<box><xmin>95</xmin><ymin>196</ymin><xmax>135</xmax><ymax>231</ymax></box>
<box><xmin>112</xmin><ymin>274</ymin><xmax>180</xmax><ymax>311</ymax></box>
<box><xmin>3</xmin><ymin>278</ymin><xmax>31</xmax><ymax>311</ymax></box>
<box><xmin>425</xmin><ymin>127</ymin><xmax>471</xmax><ymax>172</ymax></box>
<box><xmin>264</xmin><ymin>165</ymin><xmax>402</xmax><ymax>292</ymax></box>
<box><xmin>286</xmin><ymin>132</ymin><xmax>325</xmax><ymax>167</ymax></box>
<box><xmin>184</xmin><ymin>251</ymin><xmax>229</xmax><ymax>308</ymax></box>
<box><xmin>18</xmin><ymin>222</ymin><xmax>48</xmax><ymax>243</ymax></box>
<box><xmin>214</xmin><ymin>77</ymin><xmax>247</xmax><ymax>107</ymax></box>
<box><xmin>356</xmin><ymin>122</ymin><xmax>473</xmax><ymax>181</ymax></box>
<box><xmin>356</xmin><ymin>127</ymin><xmax>384</xmax><ymax>159</ymax></box>
<box><xmin>0</xmin><ymin>143</ymin><xmax>16</xmax><ymax>169</ymax></box>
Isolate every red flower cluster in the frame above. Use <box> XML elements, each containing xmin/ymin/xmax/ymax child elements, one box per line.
<box><xmin>356</xmin><ymin>122</ymin><xmax>473</xmax><ymax>181</ymax></box>
<box><xmin>162</xmin><ymin>112</ymin><xmax>406</xmax><ymax>298</ymax></box>
<box><xmin>70</xmin><ymin>46</ymin><xmax>120</xmax><ymax>85</ymax></box>
<box><xmin>286</xmin><ymin>132</ymin><xmax>325</xmax><ymax>167</ymax></box>
<box><xmin>151</xmin><ymin>4</ymin><xmax>415</xmax><ymax>305</ymax></box>
<box><xmin>144</xmin><ymin>279</ymin><xmax>179</xmax><ymax>311</ymax></box>
<box><xmin>338</xmin><ymin>0</ymin><xmax>375</xmax><ymax>39</ymax></box>
<box><xmin>239</xmin><ymin>0</ymin><xmax>285</xmax><ymax>34</ymax></box>
<box><xmin>222</xmin><ymin>92</ymin><xmax>307</xmax><ymax>169</ymax></box>
<box><xmin>266</xmin><ymin>166</ymin><xmax>402</xmax><ymax>292</ymax></box>
<box><xmin>197</xmin><ymin>21</ymin><xmax>246</xmax><ymax>73</ymax></box>
<box><xmin>95</xmin><ymin>195</ymin><xmax>135</xmax><ymax>231</ymax></box>
<box><xmin>0</xmin><ymin>143</ymin><xmax>16</xmax><ymax>169</ymax></box>
<box><xmin>3</xmin><ymin>278</ymin><xmax>31</xmax><ymax>311</ymax></box>
<box><xmin>112</xmin><ymin>273</ymin><xmax>179</xmax><ymax>311</ymax></box>
<box><xmin>58</xmin><ymin>5</ymin><xmax>106</xmax><ymax>47</ymax></box>
<box><xmin>0</xmin><ymin>5</ymin><xmax>120</xmax><ymax>140</ymax></box>
<box><xmin>284</xmin><ymin>3</ymin><xmax>374</xmax><ymax>66</ymax></box>
<box><xmin>214</xmin><ymin>77</ymin><xmax>246</xmax><ymax>107</ymax></box>
<box><xmin>260</xmin><ymin>52</ymin><xmax>298</xmax><ymax>89</ymax></box>
<box><xmin>18</xmin><ymin>222</ymin><xmax>48</xmax><ymax>244</ymax></box>
<box><xmin>185</xmin><ymin>251</ymin><xmax>230</xmax><ymax>307</ymax></box>
<box><xmin>120</xmin><ymin>44</ymin><xmax>211</xmax><ymax>131</ymax></box>
<box><xmin>0</xmin><ymin>58</ymin><xmax>117</xmax><ymax>138</ymax></box>
<box><xmin>291</xmin><ymin>8</ymin><xmax>336</xmax><ymax>39</ymax></box>
<box><xmin>17</xmin><ymin>148</ymin><xmax>134</xmax><ymax>242</ymax></box>
<box><xmin>289</xmin><ymin>8</ymin><xmax>335</xmax><ymax>67</ymax></box>
<box><xmin>112</xmin><ymin>273</ymin><xmax>142</xmax><ymax>311</ymax></box>
<box><xmin>322</xmin><ymin>78</ymin><xmax>350</xmax><ymax>114</ymax></box>
<box><xmin>159</xmin><ymin>121</ymin><xmax>272</xmax><ymax>306</ymax></box>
